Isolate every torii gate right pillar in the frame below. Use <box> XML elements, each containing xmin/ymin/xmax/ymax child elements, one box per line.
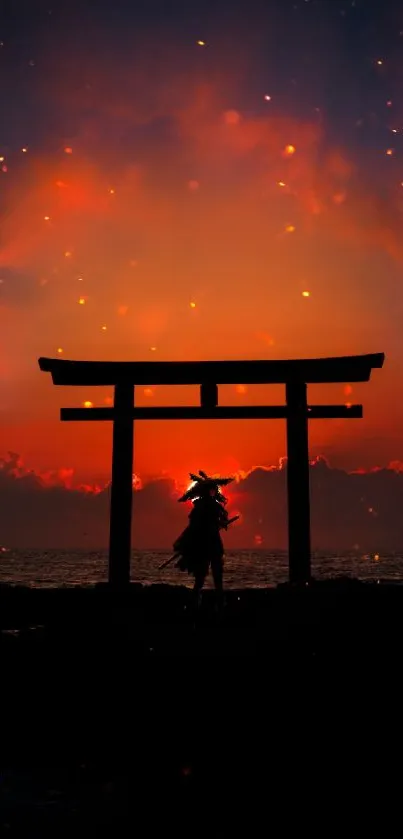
<box><xmin>286</xmin><ymin>379</ymin><xmax>311</xmax><ymax>584</ymax></box>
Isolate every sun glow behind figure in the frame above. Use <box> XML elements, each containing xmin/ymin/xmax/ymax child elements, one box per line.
<box><xmin>186</xmin><ymin>480</ymin><xmax>198</xmax><ymax>500</ymax></box>
<box><xmin>183</xmin><ymin>474</ymin><xmax>232</xmax><ymax>505</ymax></box>
<box><xmin>184</xmin><ymin>480</ymin><xmax>220</xmax><ymax>503</ymax></box>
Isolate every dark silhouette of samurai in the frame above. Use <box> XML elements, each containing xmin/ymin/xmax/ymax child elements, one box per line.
<box><xmin>170</xmin><ymin>470</ymin><xmax>239</xmax><ymax>603</ymax></box>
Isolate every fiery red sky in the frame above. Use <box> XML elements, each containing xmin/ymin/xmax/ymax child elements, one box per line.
<box><xmin>1</xmin><ymin>1</ymin><xmax>403</xmax><ymax>546</ymax></box>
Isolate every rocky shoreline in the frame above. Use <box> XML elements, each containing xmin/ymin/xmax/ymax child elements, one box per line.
<box><xmin>1</xmin><ymin>576</ymin><xmax>402</xmax><ymax>658</ymax></box>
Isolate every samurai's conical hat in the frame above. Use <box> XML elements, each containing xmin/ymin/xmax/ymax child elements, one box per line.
<box><xmin>178</xmin><ymin>470</ymin><xmax>234</xmax><ymax>502</ymax></box>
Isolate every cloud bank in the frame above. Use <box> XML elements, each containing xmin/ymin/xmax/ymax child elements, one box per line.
<box><xmin>1</xmin><ymin>452</ymin><xmax>403</xmax><ymax>551</ymax></box>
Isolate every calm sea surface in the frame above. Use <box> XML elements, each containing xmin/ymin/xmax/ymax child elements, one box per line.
<box><xmin>0</xmin><ymin>549</ymin><xmax>402</xmax><ymax>587</ymax></box>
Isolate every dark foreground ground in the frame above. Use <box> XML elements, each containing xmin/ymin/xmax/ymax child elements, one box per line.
<box><xmin>1</xmin><ymin>578</ymin><xmax>402</xmax><ymax>835</ymax></box>
<box><xmin>1</xmin><ymin>576</ymin><xmax>402</xmax><ymax>658</ymax></box>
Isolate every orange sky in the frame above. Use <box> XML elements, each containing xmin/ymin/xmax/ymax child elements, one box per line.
<box><xmin>1</xmin><ymin>31</ymin><xmax>402</xmax><ymax>490</ymax></box>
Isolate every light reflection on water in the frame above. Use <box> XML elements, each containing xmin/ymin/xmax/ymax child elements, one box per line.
<box><xmin>0</xmin><ymin>549</ymin><xmax>402</xmax><ymax>588</ymax></box>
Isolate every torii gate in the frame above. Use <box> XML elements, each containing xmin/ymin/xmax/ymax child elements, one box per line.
<box><xmin>39</xmin><ymin>353</ymin><xmax>384</xmax><ymax>587</ymax></box>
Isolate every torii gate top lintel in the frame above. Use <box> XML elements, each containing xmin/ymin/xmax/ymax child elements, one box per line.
<box><xmin>38</xmin><ymin>352</ymin><xmax>384</xmax><ymax>387</ymax></box>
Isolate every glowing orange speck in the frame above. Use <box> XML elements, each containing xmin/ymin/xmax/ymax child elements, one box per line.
<box><xmin>150</xmin><ymin>346</ymin><xmax>157</xmax><ymax>352</ymax></box>
<box><xmin>197</xmin><ymin>40</ymin><xmax>206</xmax><ymax>46</ymax></box>
<box><xmin>144</xmin><ymin>388</ymin><xmax>153</xmax><ymax>397</ymax></box>
<box><xmin>257</xmin><ymin>331</ymin><xmax>275</xmax><ymax>347</ymax></box>
<box><xmin>64</xmin><ymin>251</ymin><xmax>72</xmax><ymax>257</ymax></box>
<box><xmin>104</xmin><ymin>396</ymin><xmax>113</xmax><ymax>406</ymax></box>
<box><xmin>236</xmin><ymin>385</ymin><xmax>247</xmax><ymax>394</ymax></box>
<box><xmin>344</xmin><ymin>385</ymin><xmax>353</xmax><ymax>395</ymax></box>
<box><xmin>224</xmin><ymin>110</ymin><xmax>241</xmax><ymax>125</ymax></box>
<box><xmin>83</xmin><ymin>401</ymin><xmax>93</xmax><ymax>408</ymax></box>
<box><xmin>302</xmin><ymin>290</ymin><xmax>310</xmax><ymax>297</ymax></box>
<box><xmin>57</xmin><ymin>347</ymin><xmax>63</xmax><ymax>354</ymax></box>
<box><xmin>283</xmin><ymin>144</ymin><xmax>296</xmax><ymax>156</ymax></box>
<box><xmin>278</xmin><ymin>181</ymin><xmax>286</xmax><ymax>187</ymax></box>
<box><xmin>44</xmin><ymin>215</ymin><xmax>50</xmax><ymax>221</ymax></box>
<box><xmin>190</xmin><ymin>301</ymin><xmax>196</xmax><ymax>308</ymax></box>
<box><xmin>109</xmin><ymin>188</ymin><xmax>115</xmax><ymax>194</ymax></box>
<box><xmin>333</xmin><ymin>192</ymin><xmax>346</xmax><ymax>204</ymax></box>
<box><xmin>78</xmin><ymin>297</ymin><xmax>86</xmax><ymax>305</ymax></box>
<box><xmin>64</xmin><ymin>147</ymin><xmax>73</xmax><ymax>154</ymax></box>
<box><xmin>285</xmin><ymin>224</ymin><xmax>296</xmax><ymax>233</ymax></box>
<box><xmin>22</xmin><ymin>147</ymin><xmax>27</xmax><ymax>153</ymax></box>
<box><xmin>386</xmin><ymin>148</ymin><xmax>394</xmax><ymax>156</ymax></box>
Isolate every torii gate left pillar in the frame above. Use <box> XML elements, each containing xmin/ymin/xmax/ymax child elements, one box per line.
<box><xmin>109</xmin><ymin>382</ymin><xmax>135</xmax><ymax>588</ymax></box>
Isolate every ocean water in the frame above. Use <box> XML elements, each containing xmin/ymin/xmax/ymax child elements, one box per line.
<box><xmin>0</xmin><ymin>548</ymin><xmax>402</xmax><ymax>587</ymax></box>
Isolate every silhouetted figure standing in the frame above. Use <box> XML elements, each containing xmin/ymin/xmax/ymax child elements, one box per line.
<box><xmin>173</xmin><ymin>471</ymin><xmax>236</xmax><ymax>608</ymax></box>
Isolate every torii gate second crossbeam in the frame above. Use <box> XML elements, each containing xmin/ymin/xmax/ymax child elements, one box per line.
<box><xmin>38</xmin><ymin>353</ymin><xmax>384</xmax><ymax>587</ymax></box>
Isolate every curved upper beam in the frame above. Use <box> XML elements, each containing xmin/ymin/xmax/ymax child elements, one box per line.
<box><xmin>38</xmin><ymin>353</ymin><xmax>385</xmax><ymax>386</ymax></box>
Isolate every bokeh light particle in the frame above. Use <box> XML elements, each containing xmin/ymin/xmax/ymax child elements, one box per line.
<box><xmin>224</xmin><ymin>110</ymin><xmax>241</xmax><ymax>125</ymax></box>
